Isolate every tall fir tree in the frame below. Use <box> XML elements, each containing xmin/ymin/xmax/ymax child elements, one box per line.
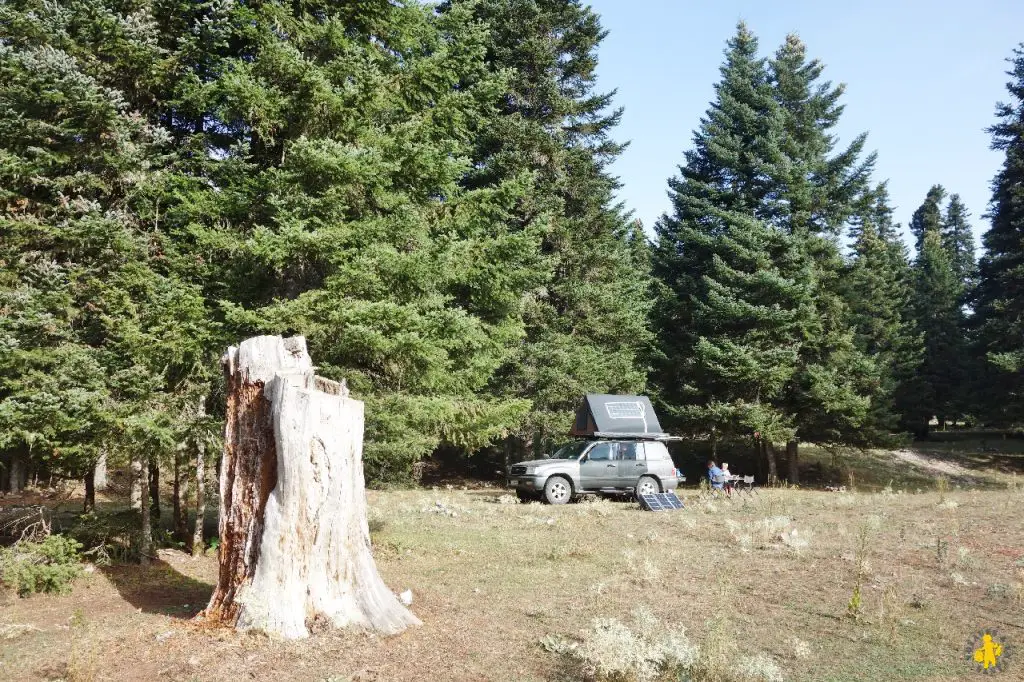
<box><xmin>654</xmin><ymin>27</ymin><xmax>880</xmax><ymax>481</ymax></box>
<box><xmin>942</xmin><ymin>194</ymin><xmax>978</xmax><ymax>303</ymax></box>
<box><xmin>0</xmin><ymin>0</ymin><xmax>215</xmax><ymax>493</ymax></box>
<box><xmin>909</xmin><ymin>184</ymin><xmax>946</xmax><ymax>252</ymax></box>
<box><xmin>910</xmin><ymin>217</ymin><xmax>968</xmax><ymax>432</ymax></box>
<box><xmin>768</xmin><ymin>35</ymin><xmax>878</xmax><ymax>469</ymax></box>
<box><xmin>653</xmin><ymin>24</ymin><xmax>811</xmax><ymax>459</ymax></box>
<box><xmin>445</xmin><ymin>0</ymin><xmax>655</xmax><ymax>456</ymax></box>
<box><xmin>843</xmin><ymin>185</ymin><xmax>922</xmax><ymax>439</ymax></box>
<box><xmin>157</xmin><ymin>0</ymin><xmax>558</xmax><ymax>482</ymax></box>
<box><xmin>975</xmin><ymin>44</ymin><xmax>1024</xmax><ymax>426</ymax></box>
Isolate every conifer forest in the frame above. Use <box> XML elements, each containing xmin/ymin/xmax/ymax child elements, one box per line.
<box><xmin>1</xmin><ymin>0</ymin><xmax>1023</xmax><ymax>494</ymax></box>
<box><xmin>4</xmin><ymin>4</ymin><xmax>1024</xmax><ymax>681</ymax></box>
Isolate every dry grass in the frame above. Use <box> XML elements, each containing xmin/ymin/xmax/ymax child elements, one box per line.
<box><xmin>1</xmin><ymin>450</ymin><xmax>1022</xmax><ymax>682</ymax></box>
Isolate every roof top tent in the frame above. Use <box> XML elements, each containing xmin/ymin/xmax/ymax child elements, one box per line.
<box><xmin>569</xmin><ymin>394</ymin><xmax>668</xmax><ymax>439</ymax></box>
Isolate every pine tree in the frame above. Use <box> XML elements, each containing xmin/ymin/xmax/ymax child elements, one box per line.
<box><xmin>911</xmin><ymin>224</ymin><xmax>968</xmax><ymax>432</ymax></box>
<box><xmin>975</xmin><ymin>44</ymin><xmax>1024</xmax><ymax>426</ymax></box>
<box><xmin>654</xmin><ymin>28</ymin><xmax>880</xmax><ymax>482</ymax></box>
<box><xmin>767</xmin><ymin>35</ymin><xmax>878</xmax><ymax>476</ymax></box>
<box><xmin>909</xmin><ymin>185</ymin><xmax>947</xmax><ymax>252</ymax></box>
<box><xmin>843</xmin><ymin>186</ymin><xmax>922</xmax><ymax>438</ymax></box>
<box><xmin>0</xmin><ymin>0</ymin><xmax>215</xmax><ymax>498</ymax></box>
<box><xmin>942</xmin><ymin>194</ymin><xmax>978</xmax><ymax>301</ymax></box>
<box><xmin>148</xmin><ymin>0</ymin><xmax>556</xmax><ymax>482</ymax></box>
<box><xmin>653</xmin><ymin>24</ymin><xmax>809</xmax><ymax>452</ymax></box>
<box><xmin>446</xmin><ymin>0</ymin><xmax>654</xmax><ymax>455</ymax></box>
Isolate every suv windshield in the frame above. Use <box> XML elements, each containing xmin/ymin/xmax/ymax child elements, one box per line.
<box><xmin>547</xmin><ymin>441</ymin><xmax>590</xmax><ymax>460</ymax></box>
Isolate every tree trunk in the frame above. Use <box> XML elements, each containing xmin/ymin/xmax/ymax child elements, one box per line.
<box><xmin>765</xmin><ymin>442</ymin><xmax>778</xmax><ymax>484</ymax></box>
<box><xmin>84</xmin><ymin>465</ymin><xmax>96</xmax><ymax>513</ymax></box>
<box><xmin>786</xmin><ymin>440</ymin><xmax>799</xmax><ymax>485</ymax></box>
<box><xmin>138</xmin><ymin>456</ymin><xmax>153</xmax><ymax>565</ymax></box>
<box><xmin>9</xmin><ymin>451</ymin><xmax>25</xmax><ymax>493</ymax></box>
<box><xmin>173</xmin><ymin>448</ymin><xmax>189</xmax><ymax>543</ymax></box>
<box><xmin>130</xmin><ymin>458</ymin><xmax>143</xmax><ymax>510</ymax></box>
<box><xmin>149</xmin><ymin>459</ymin><xmax>161</xmax><ymax>520</ymax></box>
<box><xmin>93</xmin><ymin>452</ymin><xmax>108</xmax><ymax>491</ymax></box>
<box><xmin>200</xmin><ymin>335</ymin><xmax>419</xmax><ymax>639</ymax></box>
<box><xmin>756</xmin><ymin>440</ymin><xmax>766</xmax><ymax>482</ymax></box>
<box><xmin>192</xmin><ymin>420</ymin><xmax>207</xmax><ymax>556</ymax></box>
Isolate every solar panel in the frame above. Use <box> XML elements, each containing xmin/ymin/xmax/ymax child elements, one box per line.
<box><xmin>604</xmin><ymin>401</ymin><xmax>648</xmax><ymax>432</ymax></box>
<box><xmin>638</xmin><ymin>492</ymin><xmax>684</xmax><ymax>511</ymax></box>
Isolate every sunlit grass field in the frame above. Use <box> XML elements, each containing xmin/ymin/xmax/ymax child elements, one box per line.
<box><xmin>1</xmin><ymin>446</ymin><xmax>1022</xmax><ymax>681</ymax></box>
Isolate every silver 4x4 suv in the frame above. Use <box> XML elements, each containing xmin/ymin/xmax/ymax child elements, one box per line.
<box><xmin>507</xmin><ymin>439</ymin><xmax>680</xmax><ymax>504</ymax></box>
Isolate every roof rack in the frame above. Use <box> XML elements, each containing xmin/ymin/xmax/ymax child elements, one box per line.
<box><xmin>588</xmin><ymin>432</ymin><xmax>684</xmax><ymax>441</ymax></box>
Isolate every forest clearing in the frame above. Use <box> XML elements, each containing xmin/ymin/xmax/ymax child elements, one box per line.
<box><xmin>3</xmin><ymin>1</ymin><xmax>1024</xmax><ymax>680</ymax></box>
<box><xmin>1</xmin><ymin>443</ymin><xmax>1021</xmax><ymax>682</ymax></box>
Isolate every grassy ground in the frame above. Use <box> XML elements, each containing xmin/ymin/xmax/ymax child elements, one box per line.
<box><xmin>1</xmin><ymin>447</ymin><xmax>1022</xmax><ymax>682</ymax></box>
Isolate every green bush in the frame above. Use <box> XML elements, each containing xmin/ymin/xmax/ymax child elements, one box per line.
<box><xmin>0</xmin><ymin>535</ymin><xmax>84</xmax><ymax>597</ymax></box>
<box><xmin>66</xmin><ymin>510</ymin><xmax>140</xmax><ymax>564</ymax></box>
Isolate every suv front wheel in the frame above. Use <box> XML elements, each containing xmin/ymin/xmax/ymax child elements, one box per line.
<box><xmin>543</xmin><ymin>476</ymin><xmax>573</xmax><ymax>505</ymax></box>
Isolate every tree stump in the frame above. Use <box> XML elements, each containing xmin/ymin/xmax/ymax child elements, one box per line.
<box><xmin>200</xmin><ymin>335</ymin><xmax>419</xmax><ymax>639</ymax></box>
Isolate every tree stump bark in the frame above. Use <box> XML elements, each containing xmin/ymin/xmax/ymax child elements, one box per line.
<box><xmin>200</xmin><ymin>335</ymin><xmax>419</xmax><ymax>639</ymax></box>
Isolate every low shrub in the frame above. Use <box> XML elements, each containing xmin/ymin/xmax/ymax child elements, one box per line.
<box><xmin>542</xmin><ymin>608</ymin><xmax>784</xmax><ymax>682</ymax></box>
<box><xmin>541</xmin><ymin>608</ymin><xmax>697</xmax><ymax>682</ymax></box>
<box><xmin>0</xmin><ymin>534</ymin><xmax>84</xmax><ymax>596</ymax></box>
<box><xmin>65</xmin><ymin>510</ymin><xmax>140</xmax><ymax>564</ymax></box>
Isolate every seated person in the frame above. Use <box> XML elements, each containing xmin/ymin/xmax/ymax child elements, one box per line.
<box><xmin>721</xmin><ymin>462</ymin><xmax>735</xmax><ymax>494</ymax></box>
<box><xmin>706</xmin><ymin>460</ymin><xmax>725</xmax><ymax>490</ymax></box>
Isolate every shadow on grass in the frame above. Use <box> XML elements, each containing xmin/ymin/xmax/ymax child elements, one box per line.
<box><xmin>100</xmin><ymin>558</ymin><xmax>213</xmax><ymax>619</ymax></box>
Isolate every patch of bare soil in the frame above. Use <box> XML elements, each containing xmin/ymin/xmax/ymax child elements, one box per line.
<box><xmin>888</xmin><ymin>449</ymin><xmax>976</xmax><ymax>478</ymax></box>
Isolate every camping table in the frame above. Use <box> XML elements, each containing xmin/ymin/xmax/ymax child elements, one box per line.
<box><xmin>727</xmin><ymin>474</ymin><xmax>756</xmax><ymax>494</ymax></box>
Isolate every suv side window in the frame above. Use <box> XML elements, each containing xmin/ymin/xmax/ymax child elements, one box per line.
<box><xmin>617</xmin><ymin>442</ymin><xmax>640</xmax><ymax>460</ymax></box>
<box><xmin>643</xmin><ymin>442</ymin><xmax>670</xmax><ymax>461</ymax></box>
<box><xmin>587</xmin><ymin>442</ymin><xmax>615</xmax><ymax>461</ymax></box>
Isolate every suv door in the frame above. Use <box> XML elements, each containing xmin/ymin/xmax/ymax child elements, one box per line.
<box><xmin>641</xmin><ymin>441</ymin><xmax>674</xmax><ymax>480</ymax></box>
<box><xmin>578</xmin><ymin>442</ymin><xmax>616</xmax><ymax>489</ymax></box>
<box><xmin>614</xmin><ymin>441</ymin><xmax>646</xmax><ymax>488</ymax></box>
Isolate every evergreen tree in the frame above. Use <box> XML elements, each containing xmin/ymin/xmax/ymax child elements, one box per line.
<box><xmin>975</xmin><ymin>44</ymin><xmax>1024</xmax><ymax>426</ymax></box>
<box><xmin>768</xmin><ymin>34</ymin><xmax>878</xmax><ymax>460</ymax></box>
<box><xmin>445</xmin><ymin>0</ymin><xmax>654</xmax><ymax>454</ymax></box>
<box><xmin>942</xmin><ymin>194</ymin><xmax>978</xmax><ymax>301</ymax></box>
<box><xmin>654</xmin><ymin>27</ymin><xmax>880</xmax><ymax>482</ymax></box>
<box><xmin>0</xmin><ymin>0</ymin><xmax>215</xmax><ymax>491</ymax></box>
<box><xmin>653</xmin><ymin>24</ymin><xmax>810</xmax><ymax>450</ymax></box>
<box><xmin>843</xmin><ymin>186</ymin><xmax>922</xmax><ymax>438</ymax></box>
<box><xmin>911</xmin><ymin>223</ymin><xmax>968</xmax><ymax>431</ymax></box>
<box><xmin>909</xmin><ymin>184</ymin><xmax>946</xmax><ymax>252</ymax></box>
<box><xmin>150</xmin><ymin>0</ymin><xmax>556</xmax><ymax>482</ymax></box>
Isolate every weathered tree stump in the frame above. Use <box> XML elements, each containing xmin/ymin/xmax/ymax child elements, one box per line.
<box><xmin>200</xmin><ymin>335</ymin><xmax>419</xmax><ymax>639</ymax></box>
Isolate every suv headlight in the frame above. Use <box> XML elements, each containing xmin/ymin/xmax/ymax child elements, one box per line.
<box><xmin>523</xmin><ymin>467</ymin><xmax>535</xmax><ymax>474</ymax></box>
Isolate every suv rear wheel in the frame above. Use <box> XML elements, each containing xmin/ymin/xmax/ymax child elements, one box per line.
<box><xmin>543</xmin><ymin>476</ymin><xmax>572</xmax><ymax>505</ymax></box>
<box><xmin>636</xmin><ymin>475</ymin><xmax>661</xmax><ymax>497</ymax></box>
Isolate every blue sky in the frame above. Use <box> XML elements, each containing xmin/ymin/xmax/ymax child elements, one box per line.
<box><xmin>586</xmin><ymin>0</ymin><xmax>1024</xmax><ymax>251</ymax></box>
